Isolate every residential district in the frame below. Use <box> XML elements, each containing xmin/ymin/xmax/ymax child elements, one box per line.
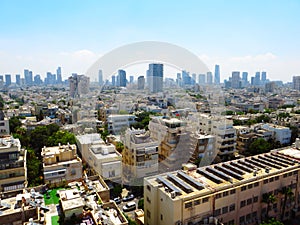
<box><xmin>1</xmin><ymin>64</ymin><xmax>300</xmax><ymax>225</ymax></box>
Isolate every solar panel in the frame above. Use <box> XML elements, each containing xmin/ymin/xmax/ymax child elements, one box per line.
<box><xmin>177</xmin><ymin>171</ymin><xmax>205</xmax><ymax>190</ymax></box>
<box><xmin>245</xmin><ymin>158</ymin><xmax>266</xmax><ymax>169</ymax></box>
<box><xmin>167</xmin><ymin>174</ymin><xmax>193</xmax><ymax>193</ymax></box>
<box><xmin>262</xmin><ymin>155</ymin><xmax>290</xmax><ymax>167</ymax></box>
<box><xmin>223</xmin><ymin>163</ymin><xmax>245</xmax><ymax>175</ymax></box>
<box><xmin>268</xmin><ymin>153</ymin><xmax>295</xmax><ymax>165</ymax></box>
<box><xmin>197</xmin><ymin>168</ymin><xmax>223</xmax><ymax>184</ymax></box>
<box><xmin>215</xmin><ymin>165</ymin><xmax>244</xmax><ymax>180</ymax></box>
<box><xmin>156</xmin><ymin>176</ymin><xmax>182</xmax><ymax>195</ymax></box>
<box><xmin>256</xmin><ymin>156</ymin><xmax>282</xmax><ymax>169</ymax></box>
<box><xmin>232</xmin><ymin>161</ymin><xmax>254</xmax><ymax>172</ymax></box>
<box><xmin>206</xmin><ymin>167</ymin><xmax>233</xmax><ymax>183</ymax></box>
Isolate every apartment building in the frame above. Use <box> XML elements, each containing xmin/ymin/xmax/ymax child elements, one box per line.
<box><xmin>122</xmin><ymin>128</ymin><xmax>159</xmax><ymax>184</ymax></box>
<box><xmin>42</xmin><ymin>143</ymin><xmax>82</xmax><ymax>185</ymax></box>
<box><xmin>0</xmin><ymin>135</ymin><xmax>27</xmax><ymax>192</ymax></box>
<box><xmin>198</xmin><ymin>114</ymin><xmax>237</xmax><ymax>160</ymax></box>
<box><xmin>144</xmin><ymin>147</ymin><xmax>300</xmax><ymax>225</ymax></box>
<box><xmin>107</xmin><ymin>114</ymin><xmax>136</xmax><ymax>134</ymax></box>
<box><xmin>261</xmin><ymin>123</ymin><xmax>291</xmax><ymax>145</ymax></box>
<box><xmin>76</xmin><ymin>133</ymin><xmax>122</xmax><ymax>181</ymax></box>
<box><xmin>0</xmin><ymin>110</ymin><xmax>9</xmax><ymax>135</ymax></box>
<box><xmin>149</xmin><ymin>117</ymin><xmax>197</xmax><ymax>172</ymax></box>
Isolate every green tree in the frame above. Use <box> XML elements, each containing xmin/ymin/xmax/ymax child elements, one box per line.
<box><xmin>280</xmin><ymin>187</ymin><xmax>294</xmax><ymax>221</ymax></box>
<box><xmin>47</xmin><ymin>130</ymin><xmax>76</xmax><ymax>146</ymax></box>
<box><xmin>262</xmin><ymin>193</ymin><xmax>277</xmax><ymax>219</ymax></box>
<box><xmin>9</xmin><ymin>116</ymin><xmax>22</xmax><ymax>133</ymax></box>
<box><xmin>248</xmin><ymin>138</ymin><xmax>272</xmax><ymax>155</ymax></box>
<box><xmin>138</xmin><ymin>198</ymin><xmax>144</xmax><ymax>209</ymax></box>
<box><xmin>115</xmin><ymin>142</ymin><xmax>124</xmax><ymax>154</ymax></box>
<box><xmin>26</xmin><ymin>149</ymin><xmax>43</xmax><ymax>187</ymax></box>
<box><xmin>260</xmin><ymin>218</ymin><xmax>284</xmax><ymax>225</ymax></box>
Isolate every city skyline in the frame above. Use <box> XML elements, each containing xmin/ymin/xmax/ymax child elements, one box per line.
<box><xmin>0</xmin><ymin>1</ymin><xmax>299</xmax><ymax>82</ymax></box>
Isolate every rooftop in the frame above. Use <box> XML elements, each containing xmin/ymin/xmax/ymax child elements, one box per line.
<box><xmin>145</xmin><ymin>147</ymin><xmax>300</xmax><ymax>200</ymax></box>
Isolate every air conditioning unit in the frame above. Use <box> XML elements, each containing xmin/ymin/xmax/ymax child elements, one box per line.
<box><xmin>171</xmin><ymin>191</ymin><xmax>176</xmax><ymax>199</ymax></box>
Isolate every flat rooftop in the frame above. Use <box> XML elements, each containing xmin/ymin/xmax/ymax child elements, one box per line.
<box><xmin>145</xmin><ymin>147</ymin><xmax>300</xmax><ymax>200</ymax></box>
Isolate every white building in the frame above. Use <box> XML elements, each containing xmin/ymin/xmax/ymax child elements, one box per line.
<box><xmin>107</xmin><ymin>114</ymin><xmax>136</xmax><ymax>134</ymax></box>
<box><xmin>261</xmin><ymin>123</ymin><xmax>291</xmax><ymax>145</ymax></box>
<box><xmin>76</xmin><ymin>133</ymin><xmax>122</xmax><ymax>181</ymax></box>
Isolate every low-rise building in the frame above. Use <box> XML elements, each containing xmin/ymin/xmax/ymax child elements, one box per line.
<box><xmin>42</xmin><ymin>143</ymin><xmax>82</xmax><ymax>185</ymax></box>
<box><xmin>144</xmin><ymin>147</ymin><xmax>300</xmax><ymax>225</ymax></box>
<box><xmin>107</xmin><ymin>114</ymin><xmax>136</xmax><ymax>134</ymax></box>
<box><xmin>76</xmin><ymin>134</ymin><xmax>122</xmax><ymax>181</ymax></box>
<box><xmin>261</xmin><ymin>123</ymin><xmax>291</xmax><ymax>145</ymax></box>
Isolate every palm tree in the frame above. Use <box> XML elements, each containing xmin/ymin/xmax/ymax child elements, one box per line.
<box><xmin>280</xmin><ymin>187</ymin><xmax>294</xmax><ymax>221</ymax></box>
<box><xmin>262</xmin><ymin>193</ymin><xmax>277</xmax><ymax>219</ymax></box>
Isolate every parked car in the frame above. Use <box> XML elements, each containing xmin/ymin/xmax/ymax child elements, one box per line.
<box><xmin>113</xmin><ymin>197</ymin><xmax>121</xmax><ymax>204</ymax></box>
<box><xmin>123</xmin><ymin>201</ymin><xmax>136</xmax><ymax>212</ymax></box>
<box><xmin>122</xmin><ymin>194</ymin><xmax>134</xmax><ymax>202</ymax></box>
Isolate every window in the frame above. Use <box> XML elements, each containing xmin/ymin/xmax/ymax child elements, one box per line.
<box><xmin>147</xmin><ymin>210</ymin><xmax>151</xmax><ymax>218</ymax></box>
<box><xmin>203</xmin><ymin>197</ymin><xmax>209</xmax><ymax>203</ymax></box>
<box><xmin>248</xmin><ymin>184</ymin><xmax>253</xmax><ymax>189</ymax></box>
<box><xmin>240</xmin><ymin>200</ymin><xmax>246</xmax><ymax>208</ymax></box>
<box><xmin>160</xmin><ymin>214</ymin><xmax>163</xmax><ymax>220</ymax></box>
<box><xmin>222</xmin><ymin>206</ymin><xmax>228</xmax><ymax>214</ymax></box>
<box><xmin>147</xmin><ymin>185</ymin><xmax>151</xmax><ymax>192</ymax></box>
<box><xmin>185</xmin><ymin>202</ymin><xmax>192</xmax><ymax>208</ymax></box>
<box><xmin>247</xmin><ymin>198</ymin><xmax>252</xmax><ymax>205</ymax></box>
<box><xmin>253</xmin><ymin>196</ymin><xmax>259</xmax><ymax>203</ymax></box>
<box><xmin>241</xmin><ymin>186</ymin><xmax>247</xmax><ymax>191</ymax></box>
<box><xmin>269</xmin><ymin>177</ymin><xmax>274</xmax><ymax>182</ymax></box>
<box><xmin>254</xmin><ymin>182</ymin><xmax>259</xmax><ymax>187</ymax></box>
<box><xmin>283</xmin><ymin>173</ymin><xmax>288</xmax><ymax>178</ymax></box>
<box><xmin>263</xmin><ymin>179</ymin><xmax>268</xmax><ymax>184</ymax></box>
<box><xmin>239</xmin><ymin>216</ymin><xmax>245</xmax><ymax>224</ymax></box>
<box><xmin>223</xmin><ymin>191</ymin><xmax>229</xmax><ymax>197</ymax></box>
<box><xmin>275</xmin><ymin>176</ymin><xmax>279</xmax><ymax>180</ymax></box>
<box><xmin>293</xmin><ymin>171</ymin><xmax>298</xmax><ymax>175</ymax></box>
<box><xmin>194</xmin><ymin>199</ymin><xmax>201</xmax><ymax>205</ymax></box>
<box><xmin>147</xmin><ymin>197</ymin><xmax>151</xmax><ymax>203</ymax></box>
<box><xmin>229</xmin><ymin>204</ymin><xmax>235</xmax><ymax>211</ymax></box>
<box><xmin>230</xmin><ymin>189</ymin><xmax>236</xmax><ymax>195</ymax></box>
<box><xmin>216</xmin><ymin>193</ymin><xmax>222</xmax><ymax>199</ymax></box>
<box><xmin>246</xmin><ymin>213</ymin><xmax>251</xmax><ymax>221</ymax></box>
<box><xmin>228</xmin><ymin>220</ymin><xmax>235</xmax><ymax>225</ymax></box>
<box><xmin>214</xmin><ymin>208</ymin><xmax>221</xmax><ymax>216</ymax></box>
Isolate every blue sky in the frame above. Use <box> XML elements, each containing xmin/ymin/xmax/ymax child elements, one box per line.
<box><xmin>0</xmin><ymin>0</ymin><xmax>299</xmax><ymax>81</ymax></box>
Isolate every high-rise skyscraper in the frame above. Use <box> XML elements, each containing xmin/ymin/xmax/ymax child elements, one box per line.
<box><xmin>34</xmin><ymin>75</ymin><xmax>43</xmax><ymax>85</ymax></box>
<box><xmin>118</xmin><ymin>70</ymin><xmax>127</xmax><ymax>87</ymax></box>
<box><xmin>182</xmin><ymin>70</ymin><xmax>191</xmax><ymax>85</ymax></box>
<box><xmin>242</xmin><ymin>72</ymin><xmax>248</xmax><ymax>87</ymax></box>
<box><xmin>206</xmin><ymin>72</ymin><xmax>213</xmax><ymax>84</ymax></box>
<box><xmin>293</xmin><ymin>76</ymin><xmax>300</xmax><ymax>90</ymax></box>
<box><xmin>129</xmin><ymin>76</ymin><xmax>134</xmax><ymax>84</ymax></box>
<box><xmin>112</xmin><ymin>75</ymin><xmax>116</xmax><ymax>86</ymax></box>
<box><xmin>137</xmin><ymin>76</ymin><xmax>145</xmax><ymax>90</ymax></box>
<box><xmin>231</xmin><ymin>71</ymin><xmax>241</xmax><ymax>89</ymax></box>
<box><xmin>214</xmin><ymin>64</ymin><xmax>220</xmax><ymax>84</ymax></box>
<box><xmin>24</xmin><ymin>69</ymin><xmax>33</xmax><ymax>86</ymax></box>
<box><xmin>198</xmin><ymin>74</ymin><xmax>206</xmax><ymax>85</ymax></box>
<box><xmin>254</xmin><ymin>72</ymin><xmax>261</xmax><ymax>86</ymax></box>
<box><xmin>98</xmin><ymin>69</ymin><xmax>103</xmax><ymax>85</ymax></box>
<box><xmin>192</xmin><ymin>73</ymin><xmax>196</xmax><ymax>85</ymax></box>
<box><xmin>5</xmin><ymin>74</ymin><xmax>11</xmax><ymax>86</ymax></box>
<box><xmin>16</xmin><ymin>74</ymin><xmax>21</xmax><ymax>86</ymax></box>
<box><xmin>261</xmin><ymin>71</ymin><xmax>267</xmax><ymax>83</ymax></box>
<box><xmin>148</xmin><ymin>63</ymin><xmax>163</xmax><ymax>93</ymax></box>
<box><xmin>57</xmin><ymin>67</ymin><xmax>62</xmax><ymax>84</ymax></box>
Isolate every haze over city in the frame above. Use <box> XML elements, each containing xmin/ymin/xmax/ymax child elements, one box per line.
<box><xmin>0</xmin><ymin>0</ymin><xmax>299</xmax><ymax>82</ymax></box>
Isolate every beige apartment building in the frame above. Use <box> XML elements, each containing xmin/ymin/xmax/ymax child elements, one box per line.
<box><xmin>0</xmin><ymin>135</ymin><xmax>27</xmax><ymax>192</ymax></box>
<box><xmin>198</xmin><ymin>114</ymin><xmax>237</xmax><ymax>160</ymax></box>
<box><xmin>122</xmin><ymin>128</ymin><xmax>159</xmax><ymax>184</ymax></box>
<box><xmin>144</xmin><ymin>147</ymin><xmax>300</xmax><ymax>225</ymax></box>
<box><xmin>42</xmin><ymin>143</ymin><xmax>82</xmax><ymax>185</ymax></box>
